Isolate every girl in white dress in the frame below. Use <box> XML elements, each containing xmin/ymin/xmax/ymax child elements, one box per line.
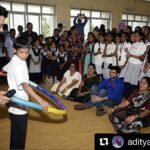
<box><xmin>93</xmin><ymin>32</ymin><xmax>106</xmax><ymax>76</ymax></box>
<box><xmin>29</xmin><ymin>39</ymin><xmax>42</xmax><ymax>84</ymax></box>
<box><xmin>124</xmin><ymin>31</ymin><xmax>147</xmax><ymax>98</ymax></box>
<box><xmin>116</xmin><ymin>32</ymin><xmax>131</xmax><ymax>79</ymax></box>
<box><xmin>102</xmin><ymin>32</ymin><xmax>116</xmax><ymax>79</ymax></box>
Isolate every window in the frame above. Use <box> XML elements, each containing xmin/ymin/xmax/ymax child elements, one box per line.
<box><xmin>28</xmin><ymin>5</ymin><xmax>41</xmax><ymax>13</ymax></box>
<box><xmin>0</xmin><ymin>1</ymin><xmax>55</xmax><ymax>37</ymax></box>
<box><xmin>71</xmin><ymin>9</ymin><xmax>111</xmax><ymax>39</ymax></box>
<box><xmin>28</xmin><ymin>15</ymin><xmax>40</xmax><ymax>34</ymax></box>
<box><xmin>12</xmin><ymin>3</ymin><xmax>25</xmax><ymax>12</ymax></box>
<box><xmin>13</xmin><ymin>14</ymin><xmax>25</xmax><ymax>31</ymax></box>
<box><xmin>122</xmin><ymin>13</ymin><xmax>149</xmax><ymax>30</ymax></box>
<box><xmin>91</xmin><ymin>11</ymin><xmax>100</xmax><ymax>18</ymax></box>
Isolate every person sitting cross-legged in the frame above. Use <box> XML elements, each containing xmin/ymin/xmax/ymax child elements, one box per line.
<box><xmin>69</xmin><ymin>63</ymin><xmax>100</xmax><ymax>103</ymax></box>
<box><xmin>74</xmin><ymin>66</ymin><xmax>124</xmax><ymax>116</ymax></box>
<box><xmin>51</xmin><ymin>62</ymin><xmax>81</xmax><ymax>99</ymax></box>
<box><xmin>108</xmin><ymin>76</ymin><xmax>150</xmax><ymax>134</ymax></box>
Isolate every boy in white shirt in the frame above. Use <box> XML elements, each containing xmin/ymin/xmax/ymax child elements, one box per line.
<box><xmin>3</xmin><ymin>40</ymin><xmax>50</xmax><ymax>150</ymax></box>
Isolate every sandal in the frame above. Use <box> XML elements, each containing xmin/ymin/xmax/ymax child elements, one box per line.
<box><xmin>96</xmin><ymin>108</ymin><xmax>107</xmax><ymax>116</ymax></box>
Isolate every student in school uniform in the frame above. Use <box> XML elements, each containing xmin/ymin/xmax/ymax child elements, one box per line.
<box><xmin>93</xmin><ymin>32</ymin><xmax>106</xmax><ymax>77</ymax></box>
<box><xmin>41</xmin><ymin>44</ymin><xmax>50</xmax><ymax>83</ymax></box>
<box><xmin>143</xmin><ymin>26</ymin><xmax>150</xmax><ymax>42</ymax></box>
<box><xmin>29</xmin><ymin>39</ymin><xmax>42</xmax><ymax>84</ymax></box>
<box><xmin>130</xmin><ymin>32</ymin><xmax>135</xmax><ymax>44</ymax></box>
<box><xmin>139</xmin><ymin>32</ymin><xmax>150</xmax><ymax>80</ymax></box>
<box><xmin>57</xmin><ymin>45</ymin><xmax>68</xmax><ymax>81</ymax></box>
<box><xmin>38</xmin><ymin>34</ymin><xmax>44</xmax><ymax>47</ymax></box>
<box><xmin>93</xmin><ymin>27</ymin><xmax>99</xmax><ymax>43</ymax></box>
<box><xmin>102</xmin><ymin>32</ymin><xmax>116</xmax><ymax>79</ymax></box>
<box><xmin>116</xmin><ymin>32</ymin><xmax>131</xmax><ymax>79</ymax></box>
<box><xmin>3</xmin><ymin>40</ymin><xmax>50</xmax><ymax>150</ymax></box>
<box><xmin>48</xmin><ymin>41</ymin><xmax>59</xmax><ymax>85</ymax></box>
<box><xmin>52</xmin><ymin>28</ymin><xmax>60</xmax><ymax>46</ymax></box>
<box><xmin>114</xmin><ymin>33</ymin><xmax>121</xmax><ymax>72</ymax></box>
<box><xmin>124</xmin><ymin>31</ymin><xmax>147</xmax><ymax>98</ymax></box>
<box><xmin>83</xmin><ymin>32</ymin><xmax>95</xmax><ymax>75</ymax></box>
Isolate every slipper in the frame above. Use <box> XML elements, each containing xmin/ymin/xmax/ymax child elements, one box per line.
<box><xmin>96</xmin><ymin>108</ymin><xmax>107</xmax><ymax>116</ymax></box>
<box><xmin>62</xmin><ymin>95</ymin><xmax>68</xmax><ymax>100</ymax></box>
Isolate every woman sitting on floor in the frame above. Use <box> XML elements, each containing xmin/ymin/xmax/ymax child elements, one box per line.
<box><xmin>51</xmin><ymin>62</ymin><xmax>81</xmax><ymax>99</ymax></box>
<box><xmin>109</xmin><ymin>76</ymin><xmax>150</xmax><ymax>133</ymax></box>
<box><xmin>69</xmin><ymin>63</ymin><xmax>100</xmax><ymax>103</ymax></box>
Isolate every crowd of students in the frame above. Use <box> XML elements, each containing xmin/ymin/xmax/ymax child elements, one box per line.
<box><xmin>0</xmin><ymin>4</ymin><xmax>150</xmax><ymax>149</ymax></box>
<box><xmin>1</xmin><ymin>13</ymin><xmax>150</xmax><ymax>90</ymax></box>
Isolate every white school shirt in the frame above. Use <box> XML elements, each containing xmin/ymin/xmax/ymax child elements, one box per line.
<box><xmin>103</xmin><ymin>42</ymin><xmax>116</xmax><ymax>65</ymax></box>
<box><xmin>64</xmin><ymin>70</ymin><xmax>81</xmax><ymax>88</ymax></box>
<box><xmin>129</xmin><ymin>42</ymin><xmax>147</xmax><ymax>64</ymax></box>
<box><xmin>50</xmin><ymin>48</ymin><xmax>59</xmax><ymax>56</ymax></box>
<box><xmin>3</xmin><ymin>55</ymin><xmax>29</xmax><ymax>115</ymax></box>
<box><xmin>93</xmin><ymin>42</ymin><xmax>105</xmax><ymax>65</ymax></box>
<box><xmin>29</xmin><ymin>47</ymin><xmax>42</xmax><ymax>73</ymax></box>
<box><xmin>57</xmin><ymin>52</ymin><xmax>67</xmax><ymax>62</ymax></box>
<box><xmin>41</xmin><ymin>50</ymin><xmax>50</xmax><ymax>57</ymax></box>
<box><xmin>117</xmin><ymin>42</ymin><xmax>131</xmax><ymax>66</ymax></box>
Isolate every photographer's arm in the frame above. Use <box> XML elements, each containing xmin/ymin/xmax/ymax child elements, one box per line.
<box><xmin>73</xmin><ymin>15</ymin><xmax>78</xmax><ymax>25</ymax></box>
<box><xmin>83</xmin><ymin>14</ymin><xmax>87</xmax><ymax>25</ymax></box>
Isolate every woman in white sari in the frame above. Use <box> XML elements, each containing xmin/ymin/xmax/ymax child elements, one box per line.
<box><xmin>51</xmin><ymin>62</ymin><xmax>81</xmax><ymax>99</ymax></box>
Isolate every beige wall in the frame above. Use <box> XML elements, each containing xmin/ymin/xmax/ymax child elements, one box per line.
<box><xmin>5</xmin><ymin>0</ymin><xmax>150</xmax><ymax>29</ymax></box>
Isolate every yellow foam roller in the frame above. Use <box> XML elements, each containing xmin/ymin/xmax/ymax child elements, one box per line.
<box><xmin>47</xmin><ymin>107</ymin><xmax>67</xmax><ymax>115</ymax></box>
